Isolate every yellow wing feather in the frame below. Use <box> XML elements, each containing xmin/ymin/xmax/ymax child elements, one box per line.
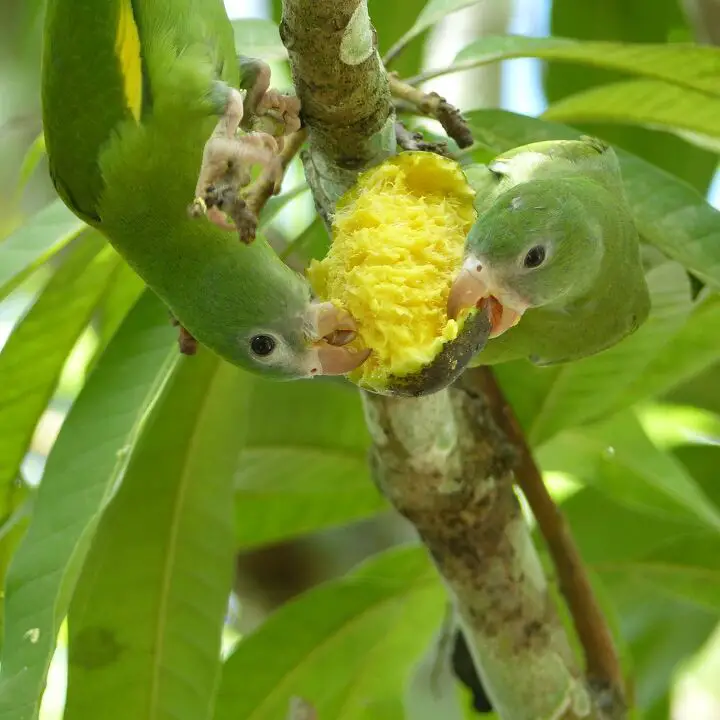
<box><xmin>115</xmin><ymin>0</ymin><xmax>143</xmax><ymax>121</ymax></box>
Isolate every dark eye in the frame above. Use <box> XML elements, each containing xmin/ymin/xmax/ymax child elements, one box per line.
<box><xmin>250</xmin><ymin>334</ymin><xmax>276</xmax><ymax>357</ymax></box>
<box><xmin>523</xmin><ymin>245</ymin><xmax>546</xmax><ymax>269</ymax></box>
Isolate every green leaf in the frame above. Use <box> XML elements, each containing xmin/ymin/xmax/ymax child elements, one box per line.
<box><xmin>369</xmin><ymin>0</ymin><xmax>429</xmax><ymax>77</ymax></box>
<box><xmin>543</xmin><ymin>80</ymin><xmax>720</xmax><ymax>152</ymax></box>
<box><xmin>600</xmin><ymin>534</ymin><xmax>720</xmax><ymax>613</ymax></box>
<box><xmin>91</xmin><ymin>260</ymin><xmax>145</xmax><ymax>354</ymax></box>
<box><xmin>383</xmin><ymin>0</ymin><xmax>484</xmax><ymax>64</ymax></box>
<box><xmin>259</xmin><ymin>185</ymin><xmax>309</xmax><ymax>227</ymax></box>
<box><xmin>0</xmin><ymin>481</ymin><xmax>32</xmax><ymax>650</ymax></box>
<box><xmin>545</xmin><ymin>0</ymin><xmax>715</xmax><ymax>193</ymax></box>
<box><xmin>610</xmin><ymin>292</ymin><xmax>720</xmax><ymax>411</ymax></box>
<box><xmin>425</xmin><ymin>35</ymin><xmax>720</xmax><ymax>96</ymax></box>
<box><xmin>16</xmin><ymin>133</ymin><xmax>45</xmax><ymax>196</ymax></box>
<box><xmin>558</xmin><ymin>486</ymin><xmax>700</xmax><ymax>566</ymax></box>
<box><xmin>464</xmin><ymin>109</ymin><xmax>720</xmax><ymax>290</ymax></box>
<box><xmin>234</xmin><ymin>377</ymin><xmax>384</xmax><ymax>549</ymax></box>
<box><xmin>0</xmin><ymin>199</ymin><xmax>85</xmax><ymax>302</ymax></box>
<box><xmin>559</xmin><ymin>489</ymin><xmax>717</xmax><ymax>712</ymax></box>
<box><xmin>281</xmin><ymin>216</ymin><xmax>330</xmax><ymax>263</ymax></box>
<box><xmin>0</xmin><ymin>291</ymin><xmax>175</xmax><ymax>720</ymax></box>
<box><xmin>232</xmin><ymin>19</ymin><xmax>287</xmax><ymax>61</ymax></box>
<box><xmin>0</xmin><ymin>232</ymin><xmax>121</xmax><ymax>515</ymax></box>
<box><xmin>65</xmin><ymin>349</ymin><xmax>239</xmax><ymax>720</ymax></box>
<box><xmin>538</xmin><ymin>411</ymin><xmax>720</xmax><ymax>532</ymax></box>
<box><xmin>214</xmin><ymin>545</ymin><xmax>444</xmax><ymax>720</ymax></box>
<box><xmin>517</xmin><ymin>262</ymin><xmax>693</xmax><ymax>445</ymax></box>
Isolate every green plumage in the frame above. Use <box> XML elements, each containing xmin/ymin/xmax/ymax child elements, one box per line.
<box><xmin>42</xmin><ymin>0</ymin><xmax>319</xmax><ymax>378</ymax></box>
<box><xmin>464</xmin><ymin>138</ymin><xmax>651</xmax><ymax>365</ymax></box>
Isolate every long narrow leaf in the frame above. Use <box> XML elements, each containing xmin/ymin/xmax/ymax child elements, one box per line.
<box><xmin>0</xmin><ymin>291</ymin><xmax>175</xmax><ymax>720</ymax></box>
<box><xmin>0</xmin><ymin>232</ymin><xmax>121</xmax><ymax>513</ymax></box>
<box><xmin>65</xmin><ymin>350</ymin><xmax>239</xmax><ymax>720</ymax></box>
<box><xmin>214</xmin><ymin>545</ymin><xmax>443</xmax><ymax>720</ymax></box>
<box><xmin>543</xmin><ymin>79</ymin><xmax>720</xmax><ymax>152</ymax></box>
<box><xmin>538</xmin><ymin>411</ymin><xmax>720</xmax><ymax>533</ymax></box>
<box><xmin>234</xmin><ymin>377</ymin><xmax>384</xmax><ymax>550</ymax></box>
<box><xmin>384</xmin><ymin>0</ymin><xmax>485</xmax><ymax>64</ymax></box>
<box><xmin>411</xmin><ymin>35</ymin><xmax>720</xmax><ymax>95</ymax></box>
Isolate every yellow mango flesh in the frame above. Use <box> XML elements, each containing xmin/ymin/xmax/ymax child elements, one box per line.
<box><xmin>307</xmin><ymin>152</ymin><xmax>477</xmax><ymax>391</ymax></box>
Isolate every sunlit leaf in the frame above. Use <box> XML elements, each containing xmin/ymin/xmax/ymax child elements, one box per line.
<box><xmin>91</xmin><ymin>261</ymin><xmax>145</xmax><ymax>355</ymax></box>
<box><xmin>281</xmin><ymin>216</ymin><xmax>330</xmax><ymax>263</ymax></box>
<box><xmin>543</xmin><ymin>80</ymin><xmax>720</xmax><ymax>152</ymax></box>
<box><xmin>464</xmin><ymin>109</ymin><xmax>720</xmax><ymax>290</ymax></box>
<box><xmin>234</xmin><ymin>377</ymin><xmax>384</xmax><ymax>549</ymax></box>
<box><xmin>0</xmin><ymin>199</ymin><xmax>85</xmax><ymax>302</ymax></box>
<box><xmin>514</xmin><ymin>262</ymin><xmax>693</xmax><ymax>445</ymax></box>
<box><xmin>545</xmin><ymin>0</ymin><xmax>715</xmax><ymax>192</ymax></box>
<box><xmin>383</xmin><ymin>0</ymin><xmax>485</xmax><ymax>64</ymax></box>
<box><xmin>214</xmin><ymin>545</ymin><xmax>444</xmax><ymax>720</ymax></box>
<box><xmin>0</xmin><ymin>232</ymin><xmax>121</xmax><ymax>514</ymax></box>
<box><xmin>0</xmin><ymin>480</ymin><xmax>32</xmax><ymax>650</ymax></box>
<box><xmin>16</xmin><ymin>133</ymin><xmax>45</xmax><ymax>196</ymax></box>
<box><xmin>232</xmin><ymin>19</ymin><xmax>287</xmax><ymax>60</ymax></box>
<box><xmin>559</xmin><ymin>487</ymin><xmax>718</xmax><ymax>712</ymax></box>
<box><xmin>600</xmin><ymin>534</ymin><xmax>720</xmax><ymax>613</ymax></box>
<box><xmin>412</xmin><ymin>35</ymin><xmax>720</xmax><ymax>95</ymax></box>
<box><xmin>65</xmin><ymin>350</ymin><xmax>238</xmax><ymax>720</ymax></box>
<box><xmin>538</xmin><ymin>411</ymin><xmax>720</xmax><ymax>532</ymax></box>
<box><xmin>610</xmin><ymin>293</ymin><xmax>720</xmax><ymax>412</ymax></box>
<box><xmin>0</xmin><ymin>291</ymin><xmax>175</xmax><ymax>720</ymax></box>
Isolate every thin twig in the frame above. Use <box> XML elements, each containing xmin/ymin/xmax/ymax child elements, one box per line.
<box><xmin>388</xmin><ymin>73</ymin><xmax>474</xmax><ymax>148</ymax></box>
<box><xmin>477</xmin><ymin>367</ymin><xmax>627</xmax><ymax>718</ymax></box>
<box><xmin>394</xmin><ymin>121</ymin><xmax>453</xmax><ymax>157</ymax></box>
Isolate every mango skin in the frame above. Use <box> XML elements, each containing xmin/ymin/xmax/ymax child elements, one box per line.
<box><xmin>380</xmin><ymin>305</ymin><xmax>491</xmax><ymax>397</ymax></box>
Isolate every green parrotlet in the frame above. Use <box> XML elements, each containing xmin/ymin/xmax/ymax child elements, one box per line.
<box><xmin>448</xmin><ymin>137</ymin><xmax>651</xmax><ymax>365</ymax></box>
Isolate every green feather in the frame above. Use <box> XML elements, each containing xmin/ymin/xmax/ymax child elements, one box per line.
<box><xmin>43</xmin><ymin>0</ymin><xmax>317</xmax><ymax>378</ymax></box>
<box><xmin>465</xmin><ymin>138</ymin><xmax>651</xmax><ymax>365</ymax></box>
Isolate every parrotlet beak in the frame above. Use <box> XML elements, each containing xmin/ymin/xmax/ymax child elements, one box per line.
<box><xmin>447</xmin><ymin>256</ymin><xmax>526</xmax><ymax>338</ymax></box>
<box><xmin>304</xmin><ymin>302</ymin><xmax>371</xmax><ymax>376</ymax></box>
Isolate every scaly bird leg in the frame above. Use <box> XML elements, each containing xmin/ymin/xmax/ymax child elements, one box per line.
<box><xmin>190</xmin><ymin>65</ymin><xmax>301</xmax><ymax>243</ymax></box>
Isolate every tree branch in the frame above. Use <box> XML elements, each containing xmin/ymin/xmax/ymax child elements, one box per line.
<box><xmin>361</xmin><ymin>376</ymin><xmax>594</xmax><ymax>720</ymax></box>
<box><xmin>280</xmin><ymin>0</ymin><xmax>396</xmax><ymax>223</ymax></box>
<box><xmin>280</xmin><ymin>2</ymin><xmax>618</xmax><ymax>718</ymax></box>
<box><xmin>476</xmin><ymin>369</ymin><xmax>626</xmax><ymax>717</ymax></box>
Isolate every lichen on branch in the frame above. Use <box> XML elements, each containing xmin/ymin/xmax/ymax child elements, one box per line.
<box><xmin>361</xmin><ymin>376</ymin><xmax>593</xmax><ymax>720</ymax></box>
<box><xmin>280</xmin><ymin>0</ymin><xmax>396</xmax><ymax>220</ymax></box>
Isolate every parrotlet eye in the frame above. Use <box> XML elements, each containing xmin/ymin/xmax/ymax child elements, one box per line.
<box><xmin>523</xmin><ymin>245</ymin><xmax>546</xmax><ymax>269</ymax></box>
<box><xmin>250</xmin><ymin>334</ymin><xmax>277</xmax><ymax>357</ymax></box>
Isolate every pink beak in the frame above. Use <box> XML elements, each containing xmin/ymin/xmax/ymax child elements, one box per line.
<box><xmin>305</xmin><ymin>302</ymin><xmax>371</xmax><ymax>376</ymax></box>
<box><xmin>447</xmin><ymin>258</ymin><xmax>525</xmax><ymax>338</ymax></box>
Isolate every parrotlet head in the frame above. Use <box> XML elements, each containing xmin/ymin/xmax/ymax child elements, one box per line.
<box><xmin>447</xmin><ymin>179</ymin><xmax>606</xmax><ymax>335</ymax></box>
<box><xmin>233</xmin><ymin>296</ymin><xmax>371</xmax><ymax>380</ymax></box>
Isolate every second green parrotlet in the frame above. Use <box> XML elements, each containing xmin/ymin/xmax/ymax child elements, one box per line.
<box><xmin>449</xmin><ymin>137</ymin><xmax>651</xmax><ymax>365</ymax></box>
